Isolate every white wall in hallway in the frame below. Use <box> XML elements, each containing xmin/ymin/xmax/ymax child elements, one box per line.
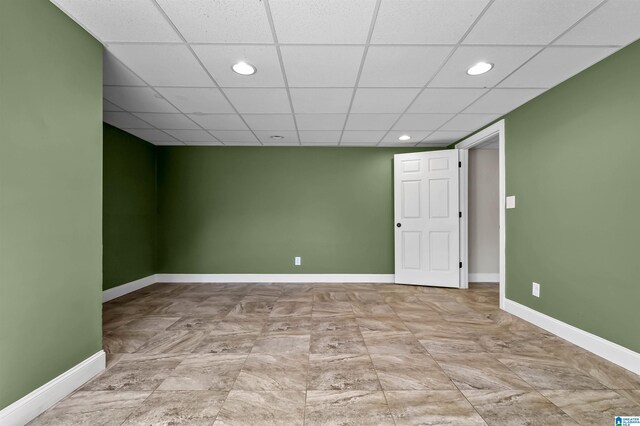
<box><xmin>469</xmin><ymin>148</ymin><xmax>499</xmax><ymax>280</ymax></box>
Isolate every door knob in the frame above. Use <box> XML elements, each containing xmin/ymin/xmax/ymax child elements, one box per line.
<box><xmin>396</xmin><ymin>223</ymin><xmax>401</xmax><ymax>228</ymax></box>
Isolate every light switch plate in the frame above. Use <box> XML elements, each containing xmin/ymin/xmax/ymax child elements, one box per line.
<box><xmin>506</xmin><ymin>196</ymin><xmax>516</xmax><ymax>209</ymax></box>
<box><xmin>294</xmin><ymin>256</ymin><xmax>301</xmax><ymax>266</ymax></box>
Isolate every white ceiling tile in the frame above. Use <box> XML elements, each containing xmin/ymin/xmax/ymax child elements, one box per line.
<box><xmin>103</xmin><ymin>111</ymin><xmax>153</xmax><ymax>129</ymax></box>
<box><xmin>393</xmin><ymin>114</ymin><xmax>455</xmax><ymax>131</ymax></box>
<box><xmin>416</xmin><ymin>142</ymin><xmax>452</xmax><ymax>147</ymax></box>
<box><xmin>422</xmin><ymin>131</ymin><xmax>468</xmax><ymax>144</ymax></box>
<box><xmin>301</xmin><ymin>141</ymin><xmax>341</xmax><ymax>146</ymax></box>
<box><xmin>242</xmin><ymin>114</ymin><xmax>296</xmax><ymax>131</ymax></box>
<box><xmin>261</xmin><ymin>141</ymin><xmax>301</xmax><ymax>146</ymax></box>
<box><xmin>156</xmin><ymin>88</ymin><xmax>234</xmax><ymax>114</ymax></box>
<box><xmin>372</xmin><ymin>0</ymin><xmax>490</xmax><ymax>44</ymax></box>
<box><xmin>499</xmin><ymin>47</ymin><xmax>617</xmax><ymax>88</ymax></box>
<box><xmin>224</xmin><ymin>140</ymin><xmax>262</xmax><ymax>146</ymax></box>
<box><xmin>269</xmin><ymin>0</ymin><xmax>377</xmax><ymax>43</ymax></box>
<box><xmin>341</xmin><ymin>131</ymin><xmax>386</xmax><ymax>143</ymax></box>
<box><xmin>351</xmin><ymin>88</ymin><xmax>420</xmax><ymax>113</ymax></box>
<box><xmin>183</xmin><ymin>141</ymin><xmax>225</xmax><ymax>146</ymax></box>
<box><xmin>290</xmin><ymin>89</ymin><xmax>353</xmax><ymax>113</ymax></box>
<box><xmin>429</xmin><ymin>46</ymin><xmax>541</xmax><ymax>88</ymax></box>
<box><xmin>377</xmin><ymin>141</ymin><xmax>419</xmax><ymax>147</ymax></box>
<box><xmin>224</xmin><ymin>88</ymin><xmax>291</xmax><ymax>113</ymax></box>
<box><xmin>133</xmin><ymin>113</ymin><xmax>200</xmax><ymax>130</ymax></box>
<box><xmin>299</xmin><ymin>131</ymin><xmax>342</xmax><ymax>143</ymax></box>
<box><xmin>555</xmin><ymin>0</ymin><xmax>640</xmax><ymax>46</ymax></box>
<box><xmin>103</xmin><ymin>52</ymin><xmax>145</xmax><ymax>86</ymax></box>
<box><xmin>152</xmin><ymin>140</ymin><xmax>186</xmax><ymax>146</ymax></box>
<box><xmin>107</xmin><ymin>45</ymin><xmax>212</xmax><ymax>87</ymax></box>
<box><xmin>464</xmin><ymin>0</ymin><xmax>602</xmax><ymax>45</ymax></box>
<box><xmin>103</xmin><ymin>99</ymin><xmax>123</xmax><ymax>112</ymax></box>
<box><xmin>187</xmin><ymin>114</ymin><xmax>248</xmax><ymax>130</ymax></box>
<box><xmin>123</xmin><ymin>128</ymin><xmax>178</xmax><ymax>143</ymax></box>
<box><xmin>464</xmin><ymin>89</ymin><xmax>545</xmax><ymax>113</ymax></box>
<box><xmin>104</xmin><ymin>86</ymin><xmax>178</xmax><ymax>113</ymax></box>
<box><xmin>166</xmin><ymin>129</ymin><xmax>218</xmax><ymax>143</ymax></box>
<box><xmin>408</xmin><ymin>88</ymin><xmax>488</xmax><ymax>113</ymax></box>
<box><xmin>209</xmin><ymin>131</ymin><xmax>259</xmax><ymax>143</ymax></box>
<box><xmin>359</xmin><ymin>46</ymin><xmax>453</xmax><ymax>87</ymax></box>
<box><xmin>192</xmin><ymin>45</ymin><xmax>284</xmax><ymax>88</ymax></box>
<box><xmin>155</xmin><ymin>0</ymin><xmax>273</xmax><ymax>43</ymax></box>
<box><xmin>52</xmin><ymin>0</ymin><xmax>180</xmax><ymax>42</ymax></box>
<box><xmin>439</xmin><ymin>114</ymin><xmax>500</xmax><ymax>131</ymax></box>
<box><xmin>381</xmin><ymin>131</ymin><xmax>431</xmax><ymax>143</ymax></box>
<box><xmin>281</xmin><ymin>46</ymin><xmax>365</xmax><ymax>87</ymax></box>
<box><xmin>296</xmin><ymin>114</ymin><xmax>346</xmax><ymax>130</ymax></box>
<box><xmin>253</xmin><ymin>131</ymin><xmax>300</xmax><ymax>144</ymax></box>
<box><xmin>345</xmin><ymin>114</ymin><xmax>400</xmax><ymax>131</ymax></box>
<box><xmin>340</xmin><ymin>141</ymin><xmax>380</xmax><ymax>147</ymax></box>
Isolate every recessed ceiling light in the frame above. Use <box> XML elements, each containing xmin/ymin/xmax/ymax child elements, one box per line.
<box><xmin>398</xmin><ymin>135</ymin><xmax>411</xmax><ymax>141</ymax></box>
<box><xmin>467</xmin><ymin>62</ymin><xmax>493</xmax><ymax>76</ymax></box>
<box><xmin>232</xmin><ymin>61</ymin><xmax>256</xmax><ymax>76</ymax></box>
<box><xmin>270</xmin><ymin>135</ymin><xmax>284</xmax><ymax>140</ymax></box>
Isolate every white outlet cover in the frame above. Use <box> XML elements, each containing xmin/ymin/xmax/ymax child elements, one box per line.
<box><xmin>532</xmin><ymin>282</ymin><xmax>540</xmax><ymax>297</ymax></box>
<box><xmin>294</xmin><ymin>256</ymin><xmax>301</xmax><ymax>266</ymax></box>
<box><xmin>506</xmin><ymin>195</ymin><xmax>516</xmax><ymax>209</ymax></box>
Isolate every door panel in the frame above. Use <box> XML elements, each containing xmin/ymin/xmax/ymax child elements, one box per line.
<box><xmin>394</xmin><ymin>150</ymin><xmax>460</xmax><ymax>287</ymax></box>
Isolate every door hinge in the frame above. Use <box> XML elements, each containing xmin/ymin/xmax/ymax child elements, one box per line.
<box><xmin>458</xmin><ymin>161</ymin><xmax>462</xmax><ymax>168</ymax></box>
<box><xmin>459</xmin><ymin>212</ymin><xmax>462</xmax><ymax>218</ymax></box>
<box><xmin>459</xmin><ymin>262</ymin><xmax>463</xmax><ymax>269</ymax></box>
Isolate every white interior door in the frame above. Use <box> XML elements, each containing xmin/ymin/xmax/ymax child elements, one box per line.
<box><xmin>394</xmin><ymin>150</ymin><xmax>460</xmax><ymax>287</ymax></box>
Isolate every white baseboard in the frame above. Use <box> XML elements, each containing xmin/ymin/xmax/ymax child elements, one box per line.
<box><xmin>504</xmin><ymin>299</ymin><xmax>640</xmax><ymax>376</ymax></box>
<box><xmin>0</xmin><ymin>351</ymin><xmax>105</xmax><ymax>426</ymax></box>
<box><xmin>156</xmin><ymin>274</ymin><xmax>395</xmax><ymax>284</ymax></box>
<box><xmin>103</xmin><ymin>274</ymin><xmax>157</xmax><ymax>303</ymax></box>
<box><xmin>469</xmin><ymin>273</ymin><xmax>499</xmax><ymax>283</ymax></box>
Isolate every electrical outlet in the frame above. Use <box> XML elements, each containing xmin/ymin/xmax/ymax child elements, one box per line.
<box><xmin>506</xmin><ymin>196</ymin><xmax>516</xmax><ymax>209</ymax></box>
<box><xmin>532</xmin><ymin>282</ymin><xmax>540</xmax><ymax>297</ymax></box>
<box><xmin>294</xmin><ymin>256</ymin><xmax>301</xmax><ymax>266</ymax></box>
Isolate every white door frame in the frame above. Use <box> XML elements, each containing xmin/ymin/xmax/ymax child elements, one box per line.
<box><xmin>455</xmin><ymin>120</ymin><xmax>506</xmax><ymax>309</ymax></box>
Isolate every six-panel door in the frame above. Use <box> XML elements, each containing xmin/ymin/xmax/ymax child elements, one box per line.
<box><xmin>394</xmin><ymin>150</ymin><xmax>460</xmax><ymax>288</ymax></box>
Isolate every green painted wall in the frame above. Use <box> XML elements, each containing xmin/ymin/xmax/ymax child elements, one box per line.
<box><xmin>503</xmin><ymin>40</ymin><xmax>640</xmax><ymax>352</ymax></box>
<box><xmin>157</xmin><ymin>147</ymin><xmax>429</xmax><ymax>274</ymax></box>
<box><xmin>103</xmin><ymin>124</ymin><xmax>158</xmax><ymax>290</ymax></box>
<box><xmin>0</xmin><ymin>0</ymin><xmax>103</xmax><ymax>410</ymax></box>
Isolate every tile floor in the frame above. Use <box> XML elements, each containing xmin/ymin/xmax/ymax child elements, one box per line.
<box><xmin>30</xmin><ymin>282</ymin><xmax>640</xmax><ymax>425</ymax></box>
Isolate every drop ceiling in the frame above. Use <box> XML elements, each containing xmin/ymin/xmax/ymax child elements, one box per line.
<box><xmin>52</xmin><ymin>0</ymin><xmax>640</xmax><ymax>147</ymax></box>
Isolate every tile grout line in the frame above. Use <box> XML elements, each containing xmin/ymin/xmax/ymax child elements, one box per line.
<box><xmin>262</xmin><ymin>0</ymin><xmax>302</xmax><ymax>146</ymax></box>
<box><xmin>337</xmin><ymin>0</ymin><xmax>383</xmax><ymax>146</ymax></box>
<box><xmin>149</xmin><ymin>0</ymin><xmax>262</xmax><ymax>146</ymax></box>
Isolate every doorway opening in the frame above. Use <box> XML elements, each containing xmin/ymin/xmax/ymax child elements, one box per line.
<box><xmin>457</xmin><ymin>120</ymin><xmax>506</xmax><ymax>308</ymax></box>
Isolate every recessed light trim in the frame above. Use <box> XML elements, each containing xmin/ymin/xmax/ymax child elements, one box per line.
<box><xmin>467</xmin><ymin>62</ymin><xmax>493</xmax><ymax>76</ymax></box>
<box><xmin>232</xmin><ymin>61</ymin><xmax>257</xmax><ymax>76</ymax></box>
<box><xmin>270</xmin><ymin>135</ymin><xmax>284</xmax><ymax>140</ymax></box>
<box><xmin>398</xmin><ymin>135</ymin><xmax>411</xmax><ymax>141</ymax></box>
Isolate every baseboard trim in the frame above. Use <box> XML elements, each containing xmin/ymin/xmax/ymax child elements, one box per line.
<box><xmin>469</xmin><ymin>273</ymin><xmax>499</xmax><ymax>283</ymax></box>
<box><xmin>103</xmin><ymin>274</ymin><xmax>157</xmax><ymax>303</ymax></box>
<box><xmin>0</xmin><ymin>351</ymin><xmax>105</xmax><ymax>426</ymax></box>
<box><xmin>156</xmin><ymin>274</ymin><xmax>396</xmax><ymax>284</ymax></box>
<box><xmin>503</xmin><ymin>299</ymin><xmax>640</xmax><ymax>375</ymax></box>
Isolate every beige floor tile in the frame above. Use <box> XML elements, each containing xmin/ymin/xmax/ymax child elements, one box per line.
<box><xmin>463</xmin><ymin>390</ymin><xmax>577</xmax><ymax>425</ymax></box>
<box><xmin>362</xmin><ymin>331</ymin><xmax>426</xmax><ymax>354</ymax></box>
<box><xmin>193</xmin><ymin>332</ymin><xmax>260</xmax><ymax>354</ymax></box>
<box><xmin>234</xmin><ymin>353</ymin><xmax>308</xmax><ymax>390</ymax></box>
<box><xmin>82</xmin><ymin>354</ymin><xmax>184</xmax><ymax>391</ymax></box>
<box><xmin>433</xmin><ymin>353</ymin><xmax>533</xmax><ymax>390</ymax></box>
<box><xmin>262</xmin><ymin>318</ymin><xmax>312</xmax><ymax>335</ymax></box>
<box><xmin>134</xmin><ymin>330</ymin><xmax>207</xmax><ymax>354</ymax></box>
<box><xmin>541</xmin><ymin>390</ymin><xmax>640</xmax><ymax>425</ymax></box>
<box><xmin>617</xmin><ymin>389</ymin><xmax>640</xmax><ymax>406</ymax></box>
<box><xmin>213</xmin><ymin>391</ymin><xmax>305</xmax><ymax>426</ymax></box>
<box><xmin>385</xmin><ymin>390</ymin><xmax>486</xmax><ymax>425</ymax></box>
<box><xmin>370</xmin><ymin>354</ymin><xmax>456</xmax><ymax>390</ymax></box>
<box><xmin>305</xmin><ymin>390</ymin><xmax>394</xmax><ymax>425</ymax></box>
<box><xmin>122</xmin><ymin>390</ymin><xmax>226</xmax><ymax>425</ymax></box>
<box><xmin>157</xmin><ymin>354</ymin><xmax>247</xmax><ymax>391</ymax></box>
<box><xmin>251</xmin><ymin>334</ymin><xmax>310</xmax><ymax>353</ymax></box>
<box><xmin>29</xmin><ymin>391</ymin><xmax>150</xmax><ymax>426</ymax></box>
<box><xmin>308</xmin><ymin>354</ymin><xmax>380</xmax><ymax>390</ymax></box>
<box><xmin>310</xmin><ymin>331</ymin><xmax>368</xmax><ymax>354</ymax></box>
